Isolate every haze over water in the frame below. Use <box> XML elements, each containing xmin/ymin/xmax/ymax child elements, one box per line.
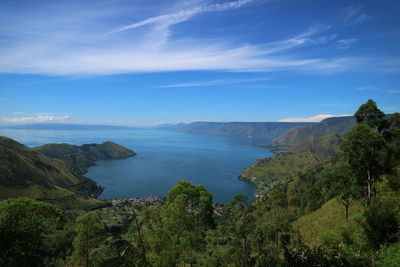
<box><xmin>0</xmin><ymin>129</ymin><xmax>271</xmax><ymax>202</ymax></box>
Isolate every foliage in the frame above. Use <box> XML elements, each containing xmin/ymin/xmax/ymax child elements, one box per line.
<box><xmin>380</xmin><ymin>242</ymin><xmax>400</xmax><ymax>267</ymax></box>
<box><xmin>240</xmin><ymin>152</ymin><xmax>325</xmax><ymax>194</ymax></box>
<box><xmin>70</xmin><ymin>211</ymin><xmax>104</xmax><ymax>267</ymax></box>
<box><xmin>354</xmin><ymin>99</ymin><xmax>386</xmax><ymax>132</ymax></box>
<box><xmin>142</xmin><ymin>180</ymin><xmax>214</xmax><ymax>266</ymax></box>
<box><xmin>362</xmin><ymin>197</ymin><xmax>399</xmax><ymax>249</ymax></box>
<box><xmin>341</xmin><ymin>123</ymin><xmax>386</xmax><ymax>205</ymax></box>
<box><xmin>0</xmin><ymin>197</ymin><xmax>64</xmax><ymax>267</ymax></box>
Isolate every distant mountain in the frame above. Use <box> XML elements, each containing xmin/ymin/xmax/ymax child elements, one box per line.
<box><xmin>0</xmin><ymin>136</ymin><xmax>135</xmax><ymax>209</ymax></box>
<box><xmin>274</xmin><ymin>116</ymin><xmax>356</xmax><ymax>146</ymax></box>
<box><xmin>153</xmin><ymin>123</ymin><xmax>188</xmax><ymax>130</ymax></box>
<box><xmin>164</xmin><ymin>121</ymin><xmax>315</xmax><ymax>144</ymax></box>
<box><xmin>2</xmin><ymin>123</ymin><xmax>137</xmax><ymax>130</ymax></box>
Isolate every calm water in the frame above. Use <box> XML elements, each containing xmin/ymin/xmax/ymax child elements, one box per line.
<box><xmin>0</xmin><ymin>129</ymin><xmax>271</xmax><ymax>203</ymax></box>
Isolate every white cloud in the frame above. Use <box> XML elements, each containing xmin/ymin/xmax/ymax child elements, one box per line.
<box><xmin>278</xmin><ymin>114</ymin><xmax>349</xmax><ymax>122</ymax></box>
<box><xmin>111</xmin><ymin>0</ymin><xmax>259</xmax><ymax>34</ymax></box>
<box><xmin>337</xmin><ymin>38</ymin><xmax>358</xmax><ymax>49</ymax></box>
<box><xmin>387</xmin><ymin>89</ymin><xmax>400</xmax><ymax>94</ymax></box>
<box><xmin>1</xmin><ymin>114</ymin><xmax>70</xmax><ymax>123</ymax></box>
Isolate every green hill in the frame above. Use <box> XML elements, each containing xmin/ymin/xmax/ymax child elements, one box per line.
<box><xmin>0</xmin><ymin>136</ymin><xmax>135</xmax><ymax>209</ymax></box>
<box><xmin>34</xmin><ymin>141</ymin><xmax>136</xmax><ymax>174</ymax></box>
<box><xmin>274</xmin><ymin>116</ymin><xmax>356</xmax><ymax>146</ymax></box>
<box><xmin>288</xmin><ymin>134</ymin><xmax>344</xmax><ymax>157</ymax></box>
<box><xmin>296</xmin><ymin>198</ymin><xmax>365</xmax><ymax>247</ymax></box>
<box><xmin>239</xmin><ymin>152</ymin><xmax>325</xmax><ymax>194</ymax></box>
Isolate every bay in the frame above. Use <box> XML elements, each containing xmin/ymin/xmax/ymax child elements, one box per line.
<box><xmin>0</xmin><ymin>129</ymin><xmax>271</xmax><ymax>203</ymax></box>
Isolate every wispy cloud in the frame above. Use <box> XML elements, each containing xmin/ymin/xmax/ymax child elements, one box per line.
<box><xmin>343</xmin><ymin>6</ymin><xmax>373</xmax><ymax>24</ymax></box>
<box><xmin>337</xmin><ymin>38</ymin><xmax>358</xmax><ymax>49</ymax></box>
<box><xmin>111</xmin><ymin>0</ymin><xmax>259</xmax><ymax>34</ymax></box>
<box><xmin>387</xmin><ymin>89</ymin><xmax>400</xmax><ymax>94</ymax></box>
<box><xmin>159</xmin><ymin>77</ymin><xmax>270</xmax><ymax>88</ymax></box>
<box><xmin>1</xmin><ymin>114</ymin><xmax>70</xmax><ymax>123</ymax></box>
<box><xmin>278</xmin><ymin>114</ymin><xmax>349</xmax><ymax>122</ymax></box>
<box><xmin>0</xmin><ymin>0</ymin><xmax>393</xmax><ymax>76</ymax></box>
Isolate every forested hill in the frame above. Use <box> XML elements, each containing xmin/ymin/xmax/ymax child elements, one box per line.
<box><xmin>34</xmin><ymin>141</ymin><xmax>136</xmax><ymax>174</ymax></box>
<box><xmin>0</xmin><ymin>137</ymin><xmax>135</xmax><ymax>208</ymax></box>
<box><xmin>168</xmin><ymin>121</ymin><xmax>315</xmax><ymax>144</ymax></box>
<box><xmin>274</xmin><ymin>116</ymin><xmax>356</xmax><ymax>146</ymax></box>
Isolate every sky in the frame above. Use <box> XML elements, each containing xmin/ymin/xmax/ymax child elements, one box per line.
<box><xmin>0</xmin><ymin>0</ymin><xmax>399</xmax><ymax>126</ymax></box>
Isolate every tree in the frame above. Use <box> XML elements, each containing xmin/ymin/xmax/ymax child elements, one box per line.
<box><xmin>0</xmin><ymin>197</ymin><xmax>63</xmax><ymax>267</ymax></box>
<box><xmin>354</xmin><ymin>99</ymin><xmax>386</xmax><ymax>132</ymax></box>
<box><xmin>326</xmin><ymin>163</ymin><xmax>360</xmax><ymax>219</ymax></box>
<box><xmin>384</xmin><ymin>113</ymin><xmax>400</xmax><ymax>171</ymax></box>
<box><xmin>71</xmin><ymin>211</ymin><xmax>104</xmax><ymax>267</ymax></box>
<box><xmin>143</xmin><ymin>180</ymin><xmax>214</xmax><ymax>266</ymax></box>
<box><xmin>341</xmin><ymin>123</ymin><xmax>386</xmax><ymax>205</ymax></box>
<box><xmin>362</xmin><ymin>198</ymin><xmax>399</xmax><ymax>249</ymax></box>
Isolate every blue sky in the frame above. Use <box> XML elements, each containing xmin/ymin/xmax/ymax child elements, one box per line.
<box><xmin>0</xmin><ymin>0</ymin><xmax>399</xmax><ymax>126</ymax></box>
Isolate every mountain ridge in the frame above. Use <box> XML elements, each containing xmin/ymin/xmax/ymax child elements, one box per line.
<box><xmin>0</xmin><ymin>136</ymin><xmax>136</xmax><ymax>209</ymax></box>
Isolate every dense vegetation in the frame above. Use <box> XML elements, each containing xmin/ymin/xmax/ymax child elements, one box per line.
<box><xmin>0</xmin><ymin>100</ymin><xmax>399</xmax><ymax>266</ymax></box>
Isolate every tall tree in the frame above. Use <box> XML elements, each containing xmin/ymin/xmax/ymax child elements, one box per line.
<box><xmin>71</xmin><ymin>212</ymin><xmax>104</xmax><ymax>267</ymax></box>
<box><xmin>143</xmin><ymin>180</ymin><xmax>214</xmax><ymax>266</ymax></box>
<box><xmin>341</xmin><ymin>123</ymin><xmax>386</xmax><ymax>205</ymax></box>
<box><xmin>354</xmin><ymin>99</ymin><xmax>386</xmax><ymax>132</ymax></box>
<box><xmin>326</xmin><ymin>163</ymin><xmax>359</xmax><ymax>219</ymax></box>
<box><xmin>0</xmin><ymin>197</ymin><xmax>63</xmax><ymax>267</ymax></box>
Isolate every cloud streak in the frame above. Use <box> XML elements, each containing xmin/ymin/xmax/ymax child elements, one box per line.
<box><xmin>337</xmin><ymin>38</ymin><xmax>358</xmax><ymax>49</ymax></box>
<box><xmin>1</xmin><ymin>114</ymin><xmax>70</xmax><ymax>123</ymax></box>
<box><xmin>159</xmin><ymin>77</ymin><xmax>271</xmax><ymax>87</ymax></box>
<box><xmin>111</xmin><ymin>0</ymin><xmax>259</xmax><ymax>34</ymax></box>
<box><xmin>343</xmin><ymin>6</ymin><xmax>373</xmax><ymax>24</ymax></box>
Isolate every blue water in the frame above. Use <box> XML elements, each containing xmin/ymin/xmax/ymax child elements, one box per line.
<box><xmin>0</xmin><ymin>129</ymin><xmax>271</xmax><ymax>203</ymax></box>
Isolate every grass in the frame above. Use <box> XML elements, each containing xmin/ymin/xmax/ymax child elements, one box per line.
<box><xmin>296</xmin><ymin>198</ymin><xmax>365</xmax><ymax>247</ymax></box>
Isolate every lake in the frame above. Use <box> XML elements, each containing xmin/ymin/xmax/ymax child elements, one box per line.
<box><xmin>0</xmin><ymin>129</ymin><xmax>271</xmax><ymax>202</ymax></box>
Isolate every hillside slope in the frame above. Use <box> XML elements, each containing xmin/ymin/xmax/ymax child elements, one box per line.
<box><xmin>0</xmin><ymin>137</ymin><xmax>135</xmax><ymax>209</ymax></box>
<box><xmin>288</xmin><ymin>134</ymin><xmax>344</xmax><ymax>157</ymax></box>
<box><xmin>239</xmin><ymin>152</ymin><xmax>325</xmax><ymax>194</ymax></box>
<box><xmin>274</xmin><ymin>116</ymin><xmax>356</xmax><ymax>146</ymax></box>
<box><xmin>34</xmin><ymin>141</ymin><xmax>135</xmax><ymax>174</ymax></box>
